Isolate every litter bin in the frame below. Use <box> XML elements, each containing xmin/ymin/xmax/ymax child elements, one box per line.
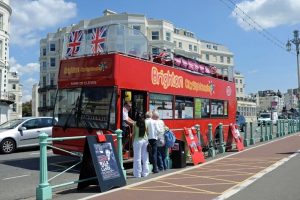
<box><xmin>170</xmin><ymin>139</ymin><xmax>186</xmax><ymax>168</ymax></box>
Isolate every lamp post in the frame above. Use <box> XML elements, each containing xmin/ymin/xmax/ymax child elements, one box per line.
<box><xmin>286</xmin><ymin>30</ymin><xmax>300</xmax><ymax>131</ymax></box>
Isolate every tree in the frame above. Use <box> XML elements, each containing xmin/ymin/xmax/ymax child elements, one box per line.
<box><xmin>22</xmin><ymin>101</ymin><xmax>32</xmax><ymax>117</ymax></box>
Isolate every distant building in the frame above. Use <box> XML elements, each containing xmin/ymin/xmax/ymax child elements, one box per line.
<box><xmin>38</xmin><ymin>9</ymin><xmax>235</xmax><ymax>116</ymax></box>
<box><xmin>256</xmin><ymin>90</ymin><xmax>283</xmax><ymax>114</ymax></box>
<box><xmin>7</xmin><ymin>71</ymin><xmax>22</xmax><ymax>119</ymax></box>
<box><xmin>234</xmin><ymin>71</ymin><xmax>257</xmax><ymax>122</ymax></box>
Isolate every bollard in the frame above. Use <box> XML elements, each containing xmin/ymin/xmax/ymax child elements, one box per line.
<box><xmin>264</xmin><ymin>121</ymin><xmax>269</xmax><ymax>141</ymax></box>
<box><xmin>269</xmin><ymin>121</ymin><xmax>273</xmax><ymax>140</ymax></box>
<box><xmin>115</xmin><ymin>129</ymin><xmax>126</xmax><ymax>179</ymax></box>
<box><xmin>288</xmin><ymin>120</ymin><xmax>291</xmax><ymax>134</ymax></box>
<box><xmin>243</xmin><ymin>122</ymin><xmax>249</xmax><ymax>147</ymax></box>
<box><xmin>276</xmin><ymin>120</ymin><xmax>280</xmax><ymax>137</ymax></box>
<box><xmin>218</xmin><ymin>123</ymin><xmax>225</xmax><ymax>153</ymax></box>
<box><xmin>195</xmin><ymin>124</ymin><xmax>201</xmax><ymax>146</ymax></box>
<box><xmin>249</xmin><ymin>122</ymin><xmax>255</xmax><ymax>145</ymax></box>
<box><xmin>280</xmin><ymin>119</ymin><xmax>284</xmax><ymax>136</ymax></box>
<box><xmin>260</xmin><ymin>123</ymin><xmax>264</xmax><ymax>142</ymax></box>
<box><xmin>208</xmin><ymin>124</ymin><xmax>216</xmax><ymax>158</ymax></box>
<box><xmin>36</xmin><ymin>133</ymin><xmax>52</xmax><ymax>200</ymax></box>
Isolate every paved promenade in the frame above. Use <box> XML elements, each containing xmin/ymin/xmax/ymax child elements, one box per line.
<box><xmin>77</xmin><ymin>133</ymin><xmax>300</xmax><ymax>200</ymax></box>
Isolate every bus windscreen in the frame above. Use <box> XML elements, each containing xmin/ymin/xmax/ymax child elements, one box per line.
<box><xmin>55</xmin><ymin>87</ymin><xmax>116</xmax><ymax>130</ymax></box>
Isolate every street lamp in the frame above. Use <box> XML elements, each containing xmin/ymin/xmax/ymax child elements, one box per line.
<box><xmin>287</xmin><ymin>30</ymin><xmax>300</xmax><ymax>130</ymax></box>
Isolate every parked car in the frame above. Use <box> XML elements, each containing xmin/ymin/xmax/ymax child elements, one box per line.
<box><xmin>0</xmin><ymin>117</ymin><xmax>57</xmax><ymax>154</ymax></box>
<box><xmin>236</xmin><ymin>114</ymin><xmax>246</xmax><ymax>132</ymax></box>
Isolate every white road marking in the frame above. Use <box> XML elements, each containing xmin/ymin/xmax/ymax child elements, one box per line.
<box><xmin>213</xmin><ymin>149</ymin><xmax>300</xmax><ymax>200</ymax></box>
<box><xmin>78</xmin><ymin>134</ymin><xmax>299</xmax><ymax>200</ymax></box>
<box><xmin>2</xmin><ymin>174</ymin><xmax>30</xmax><ymax>180</ymax></box>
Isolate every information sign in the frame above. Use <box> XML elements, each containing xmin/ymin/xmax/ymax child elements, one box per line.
<box><xmin>77</xmin><ymin>135</ymin><xmax>126</xmax><ymax>192</ymax></box>
<box><xmin>183</xmin><ymin>127</ymin><xmax>205</xmax><ymax>165</ymax></box>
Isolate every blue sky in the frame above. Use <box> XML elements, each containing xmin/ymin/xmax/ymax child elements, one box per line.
<box><xmin>9</xmin><ymin>0</ymin><xmax>300</xmax><ymax>102</ymax></box>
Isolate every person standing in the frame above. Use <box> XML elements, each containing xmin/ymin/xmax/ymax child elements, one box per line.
<box><xmin>122</xmin><ymin>101</ymin><xmax>135</xmax><ymax>150</ymax></box>
<box><xmin>133</xmin><ymin>113</ymin><xmax>149</xmax><ymax>178</ymax></box>
<box><xmin>153</xmin><ymin>111</ymin><xmax>168</xmax><ymax>171</ymax></box>
<box><xmin>145</xmin><ymin>111</ymin><xmax>159</xmax><ymax>173</ymax></box>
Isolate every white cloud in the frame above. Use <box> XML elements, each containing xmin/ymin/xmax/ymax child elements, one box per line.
<box><xmin>9</xmin><ymin>57</ymin><xmax>39</xmax><ymax>76</ymax></box>
<box><xmin>231</xmin><ymin>0</ymin><xmax>300</xmax><ymax>30</ymax></box>
<box><xmin>9</xmin><ymin>57</ymin><xmax>39</xmax><ymax>102</ymax></box>
<box><xmin>11</xmin><ymin>0</ymin><xmax>77</xmax><ymax>46</ymax></box>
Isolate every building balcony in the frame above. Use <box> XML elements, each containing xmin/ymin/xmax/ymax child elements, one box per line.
<box><xmin>38</xmin><ymin>85</ymin><xmax>57</xmax><ymax>93</ymax></box>
<box><xmin>38</xmin><ymin>106</ymin><xmax>54</xmax><ymax>112</ymax></box>
<box><xmin>0</xmin><ymin>92</ymin><xmax>15</xmax><ymax>105</ymax></box>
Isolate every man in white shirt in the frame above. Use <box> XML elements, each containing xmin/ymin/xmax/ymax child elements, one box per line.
<box><xmin>122</xmin><ymin>101</ymin><xmax>135</xmax><ymax>151</ymax></box>
<box><xmin>146</xmin><ymin>110</ymin><xmax>159</xmax><ymax>173</ymax></box>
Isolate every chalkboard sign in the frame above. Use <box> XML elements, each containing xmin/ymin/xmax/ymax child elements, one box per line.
<box><xmin>77</xmin><ymin>135</ymin><xmax>126</xmax><ymax>192</ymax></box>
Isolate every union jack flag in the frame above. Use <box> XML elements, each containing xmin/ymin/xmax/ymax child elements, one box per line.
<box><xmin>66</xmin><ymin>30</ymin><xmax>83</xmax><ymax>57</ymax></box>
<box><xmin>91</xmin><ymin>26</ymin><xmax>107</xmax><ymax>54</ymax></box>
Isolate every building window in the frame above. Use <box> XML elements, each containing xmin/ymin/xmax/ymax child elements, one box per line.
<box><xmin>178</xmin><ymin>42</ymin><xmax>182</xmax><ymax>49</ymax></box>
<box><xmin>50</xmin><ymin>58</ymin><xmax>56</xmax><ymax>67</ymax></box>
<box><xmin>213</xmin><ymin>45</ymin><xmax>218</xmax><ymax>50</ymax></box>
<box><xmin>42</xmin><ymin>76</ymin><xmax>46</xmax><ymax>87</ymax></box>
<box><xmin>240</xmin><ymin>79</ymin><xmax>242</xmax><ymax>84</ymax></box>
<box><xmin>174</xmin><ymin>28</ymin><xmax>179</xmax><ymax>34</ymax></box>
<box><xmin>152</xmin><ymin>47</ymin><xmax>159</xmax><ymax>55</ymax></box>
<box><xmin>0</xmin><ymin>14</ymin><xmax>3</xmax><ymax>30</ymax></box>
<box><xmin>174</xmin><ymin>41</ymin><xmax>177</xmax><ymax>47</ymax></box>
<box><xmin>50</xmin><ymin>73</ymin><xmax>55</xmax><ymax>86</ymax></box>
<box><xmin>189</xmin><ymin>44</ymin><xmax>192</xmax><ymax>51</ymax></box>
<box><xmin>227</xmin><ymin>57</ymin><xmax>231</xmax><ymax>64</ymax></box>
<box><xmin>132</xmin><ymin>25</ymin><xmax>141</xmax><ymax>35</ymax></box>
<box><xmin>206</xmin><ymin>44</ymin><xmax>211</xmax><ymax>49</ymax></box>
<box><xmin>50</xmin><ymin>43</ymin><xmax>55</xmax><ymax>51</ymax></box>
<box><xmin>194</xmin><ymin>45</ymin><xmax>197</xmax><ymax>52</ymax></box>
<box><xmin>12</xmin><ymin>103</ymin><xmax>16</xmax><ymax>112</ymax></box>
<box><xmin>240</xmin><ymin>88</ymin><xmax>243</xmax><ymax>92</ymax></box>
<box><xmin>12</xmin><ymin>84</ymin><xmax>16</xmax><ymax>90</ymax></box>
<box><xmin>220</xmin><ymin>56</ymin><xmax>224</xmax><ymax>63</ymax></box>
<box><xmin>42</xmin><ymin>61</ymin><xmax>47</xmax><ymax>70</ymax></box>
<box><xmin>151</xmin><ymin>31</ymin><xmax>159</xmax><ymax>40</ymax></box>
<box><xmin>132</xmin><ymin>25</ymin><xmax>141</xmax><ymax>31</ymax></box>
<box><xmin>235</xmin><ymin>79</ymin><xmax>238</xmax><ymax>83</ymax></box>
<box><xmin>166</xmin><ymin>32</ymin><xmax>171</xmax><ymax>42</ymax></box>
<box><xmin>43</xmin><ymin>94</ymin><xmax>46</xmax><ymax>107</ymax></box>
<box><xmin>206</xmin><ymin>54</ymin><xmax>209</xmax><ymax>60</ymax></box>
<box><xmin>42</xmin><ymin>48</ymin><xmax>46</xmax><ymax>56</ymax></box>
<box><xmin>236</xmin><ymin>88</ymin><xmax>238</xmax><ymax>93</ymax></box>
<box><xmin>0</xmin><ymin>40</ymin><xmax>2</xmax><ymax>59</ymax></box>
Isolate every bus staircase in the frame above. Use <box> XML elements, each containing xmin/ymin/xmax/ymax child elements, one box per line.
<box><xmin>35</xmin><ymin>119</ymin><xmax>300</xmax><ymax>200</ymax></box>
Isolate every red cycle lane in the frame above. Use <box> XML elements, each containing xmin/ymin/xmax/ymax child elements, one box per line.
<box><xmin>82</xmin><ymin>133</ymin><xmax>300</xmax><ymax>200</ymax></box>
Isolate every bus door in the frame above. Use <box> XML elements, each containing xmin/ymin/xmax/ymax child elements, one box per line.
<box><xmin>121</xmin><ymin>90</ymin><xmax>147</xmax><ymax>158</ymax></box>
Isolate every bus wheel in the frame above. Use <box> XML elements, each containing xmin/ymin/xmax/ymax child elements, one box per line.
<box><xmin>0</xmin><ymin>138</ymin><xmax>16</xmax><ymax>154</ymax></box>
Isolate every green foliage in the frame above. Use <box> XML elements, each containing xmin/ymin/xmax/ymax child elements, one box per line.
<box><xmin>22</xmin><ymin>101</ymin><xmax>32</xmax><ymax>117</ymax></box>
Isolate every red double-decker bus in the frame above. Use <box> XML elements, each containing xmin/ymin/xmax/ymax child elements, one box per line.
<box><xmin>52</xmin><ymin>24</ymin><xmax>236</xmax><ymax>156</ymax></box>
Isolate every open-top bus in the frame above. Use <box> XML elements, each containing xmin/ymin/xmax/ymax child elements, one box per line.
<box><xmin>52</xmin><ymin>24</ymin><xmax>236</xmax><ymax>157</ymax></box>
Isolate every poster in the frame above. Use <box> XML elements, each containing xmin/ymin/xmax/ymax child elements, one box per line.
<box><xmin>94</xmin><ymin>142</ymin><xmax>120</xmax><ymax>181</ymax></box>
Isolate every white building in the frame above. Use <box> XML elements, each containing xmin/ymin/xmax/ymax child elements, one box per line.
<box><xmin>234</xmin><ymin>71</ymin><xmax>257</xmax><ymax>122</ymax></box>
<box><xmin>284</xmin><ymin>88</ymin><xmax>298</xmax><ymax>110</ymax></box>
<box><xmin>7</xmin><ymin>71</ymin><xmax>22</xmax><ymax>119</ymax></box>
<box><xmin>0</xmin><ymin>0</ymin><xmax>22</xmax><ymax>123</ymax></box>
<box><xmin>38</xmin><ymin>9</ymin><xmax>235</xmax><ymax>116</ymax></box>
<box><xmin>256</xmin><ymin>90</ymin><xmax>283</xmax><ymax>114</ymax></box>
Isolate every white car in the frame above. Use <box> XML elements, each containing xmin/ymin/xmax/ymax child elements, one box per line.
<box><xmin>0</xmin><ymin>117</ymin><xmax>56</xmax><ymax>154</ymax></box>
